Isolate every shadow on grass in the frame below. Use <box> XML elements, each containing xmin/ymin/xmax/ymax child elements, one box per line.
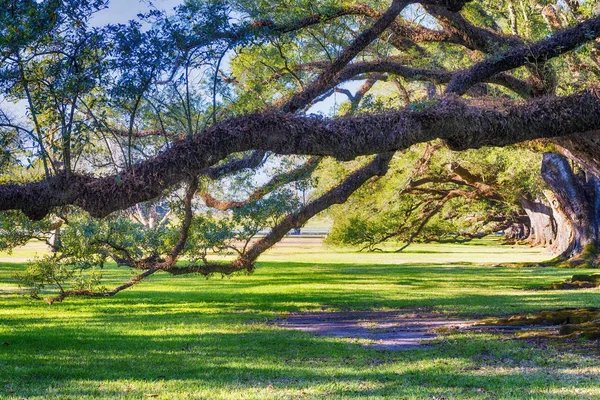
<box><xmin>2</xmin><ymin>260</ymin><xmax>600</xmax><ymax>397</ymax></box>
<box><xmin>1</xmin><ymin>261</ymin><xmax>594</xmax><ymax>314</ymax></box>
<box><xmin>1</xmin><ymin>325</ymin><xmax>598</xmax><ymax>398</ymax></box>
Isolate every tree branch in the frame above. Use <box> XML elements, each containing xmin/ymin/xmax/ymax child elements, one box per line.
<box><xmin>424</xmin><ymin>5</ymin><xmax>522</xmax><ymax>53</ymax></box>
<box><xmin>445</xmin><ymin>15</ymin><xmax>600</xmax><ymax>95</ymax></box>
<box><xmin>243</xmin><ymin>152</ymin><xmax>393</xmax><ymax>263</ymax></box>
<box><xmin>336</xmin><ymin>60</ymin><xmax>534</xmax><ymax>98</ymax></box>
<box><xmin>163</xmin><ymin>153</ymin><xmax>393</xmax><ymax>276</ymax></box>
<box><xmin>44</xmin><ymin>267</ymin><xmax>159</xmax><ymax>304</ymax></box>
<box><xmin>3</xmin><ymin>89</ymin><xmax>600</xmax><ymax>220</ymax></box>
<box><xmin>200</xmin><ymin>156</ymin><xmax>321</xmax><ymax>211</ymax></box>
<box><xmin>281</xmin><ymin>0</ymin><xmax>408</xmax><ymax>113</ymax></box>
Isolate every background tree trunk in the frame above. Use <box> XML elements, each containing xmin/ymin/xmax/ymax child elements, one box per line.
<box><xmin>520</xmin><ymin>197</ymin><xmax>554</xmax><ymax>247</ymax></box>
<box><xmin>542</xmin><ymin>190</ymin><xmax>574</xmax><ymax>256</ymax></box>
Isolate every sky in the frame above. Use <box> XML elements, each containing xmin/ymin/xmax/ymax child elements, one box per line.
<box><xmin>2</xmin><ymin>0</ymin><xmax>181</xmax><ymax>117</ymax></box>
<box><xmin>92</xmin><ymin>0</ymin><xmax>181</xmax><ymax>26</ymax></box>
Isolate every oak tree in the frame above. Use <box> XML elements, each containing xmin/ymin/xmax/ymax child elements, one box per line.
<box><xmin>3</xmin><ymin>0</ymin><xmax>600</xmax><ymax>301</ymax></box>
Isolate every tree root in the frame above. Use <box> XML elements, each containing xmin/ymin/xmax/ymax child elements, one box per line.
<box><xmin>496</xmin><ymin>244</ymin><xmax>600</xmax><ymax>269</ymax></box>
<box><xmin>540</xmin><ymin>274</ymin><xmax>600</xmax><ymax>290</ymax></box>
<box><xmin>477</xmin><ymin>308</ymin><xmax>600</xmax><ymax>340</ymax></box>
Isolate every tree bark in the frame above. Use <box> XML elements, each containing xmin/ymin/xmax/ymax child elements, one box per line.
<box><xmin>541</xmin><ymin>153</ymin><xmax>600</xmax><ymax>266</ymax></box>
<box><xmin>520</xmin><ymin>197</ymin><xmax>555</xmax><ymax>247</ymax></box>
<box><xmin>542</xmin><ymin>189</ymin><xmax>574</xmax><ymax>256</ymax></box>
<box><xmin>5</xmin><ymin>89</ymin><xmax>600</xmax><ymax>221</ymax></box>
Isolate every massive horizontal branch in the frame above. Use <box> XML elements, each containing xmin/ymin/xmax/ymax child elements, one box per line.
<box><xmin>3</xmin><ymin>89</ymin><xmax>600</xmax><ymax>220</ymax></box>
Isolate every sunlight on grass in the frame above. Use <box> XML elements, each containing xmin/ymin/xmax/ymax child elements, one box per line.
<box><xmin>1</xmin><ymin>238</ymin><xmax>599</xmax><ymax>399</ymax></box>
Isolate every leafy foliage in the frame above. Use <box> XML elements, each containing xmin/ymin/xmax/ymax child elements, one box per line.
<box><xmin>326</xmin><ymin>145</ymin><xmax>544</xmax><ymax>250</ymax></box>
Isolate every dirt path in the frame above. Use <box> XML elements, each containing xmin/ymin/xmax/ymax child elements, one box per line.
<box><xmin>275</xmin><ymin>310</ymin><xmax>473</xmax><ymax>350</ymax></box>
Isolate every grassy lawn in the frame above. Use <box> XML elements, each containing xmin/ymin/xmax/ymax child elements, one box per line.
<box><xmin>1</xmin><ymin>238</ymin><xmax>599</xmax><ymax>399</ymax></box>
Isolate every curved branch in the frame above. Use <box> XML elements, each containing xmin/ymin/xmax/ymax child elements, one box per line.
<box><xmin>281</xmin><ymin>0</ymin><xmax>408</xmax><ymax>113</ymax></box>
<box><xmin>395</xmin><ymin>189</ymin><xmax>462</xmax><ymax>252</ymax></box>
<box><xmin>44</xmin><ymin>267</ymin><xmax>159</xmax><ymax>304</ymax></box>
<box><xmin>164</xmin><ymin>178</ymin><xmax>198</xmax><ymax>264</ymax></box>
<box><xmin>336</xmin><ymin>60</ymin><xmax>534</xmax><ymax>98</ymax></box>
<box><xmin>164</xmin><ymin>152</ymin><xmax>393</xmax><ymax>276</ymax></box>
<box><xmin>244</xmin><ymin>152</ymin><xmax>393</xmax><ymax>263</ymax></box>
<box><xmin>424</xmin><ymin>5</ymin><xmax>522</xmax><ymax>53</ymax></box>
<box><xmin>445</xmin><ymin>15</ymin><xmax>600</xmax><ymax>95</ymax></box>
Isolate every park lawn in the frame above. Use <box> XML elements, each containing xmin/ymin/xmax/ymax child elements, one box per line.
<box><xmin>0</xmin><ymin>238</ymin><xmax>599</xmax><ymax>399</ymax></box>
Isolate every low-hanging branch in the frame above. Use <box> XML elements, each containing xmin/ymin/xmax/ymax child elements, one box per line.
<box><xmin>244</xmin><ymin>153</ymin><xmax>393</xmax><ymax>263</ymax></box>
<box><xmin>4</xmin><ymin>88</ymin><xmax>600</xmax><ymax>220</ymax></box>
<box><xmin>43</xmin><ymin>267</ymin><xmax>159</xmax><ymax>305</ymax></box>
<box><xmin>42</xmin><ymin>153</ymin><xmax>392</xmax><ymax>303</ymax></box>
<box><xmin>360</xmin><ymin>160</ymin><xmax>510</xmax><ymax>252</ymax></box>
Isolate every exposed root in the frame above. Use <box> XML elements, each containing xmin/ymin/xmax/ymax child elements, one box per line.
<box><xmin>477</xmin><ymin>308</ymin><xmax>600</xmax><ymax>340</ymax></box>
<box><xmin>540</xmin><ymin>274</ymin><xmax>600</xmax><ymax>290</ymax></box>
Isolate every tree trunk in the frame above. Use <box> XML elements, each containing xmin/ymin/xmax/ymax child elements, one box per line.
<box><xmin>46</xmin><ymin>218</ymin><xmax>64</xmax><ymax>252</ymax></box>
<box><xmin>520</xmin><ymin>197</ymin><xmax>554</xmax><ymax>247</ymax></box>
<box><xmin>504</xmin><ymin>222</ymin><xmax>529</xmax><ymax>241</ymax></box>
<box><xmin>542</xmin><ymin>190</ymin><xmax>574</xmax><ymax>256</ymax></box>
<box><xmin>541</xmin><ymin>152</ymin><xmax>600</xmax><ymax>267</ymax></box>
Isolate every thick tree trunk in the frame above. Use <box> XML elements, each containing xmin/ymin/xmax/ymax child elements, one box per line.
<box><xmin>504</xmin><ymin>222</ymin><xmax>529</xmax><ymax>241</ymax></box>
<box><xmin>542</xmin><ymin>190</ymin><xmax>574</xmax><ymax>256</ymax></box>
<box><xmin>520</xmin><ymin>197</ymin><xmax>554</xmax><ymax>247</ymax></box>
<box><xmin>541</xmin><ymin>153</ymin><xmax>600</xmax><ymax>266</ymax></box>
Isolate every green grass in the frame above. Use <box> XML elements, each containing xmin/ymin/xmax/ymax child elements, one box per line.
<box><xmin>1</xmin><ymin>238</ymin><xmax>600</xmax><ymax>399</ymax></box>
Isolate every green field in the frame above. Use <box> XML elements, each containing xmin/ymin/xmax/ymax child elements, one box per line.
<box><xmin>1</xmin><ymin>238</ymin><xmax>600</xmax><ymax>399</ymax></box>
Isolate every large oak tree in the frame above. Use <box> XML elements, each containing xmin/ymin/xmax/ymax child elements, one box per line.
<box><xmin>3</xmin><ymin>0</ymin><xmax>600</xmax><ymax>301</ymax></box>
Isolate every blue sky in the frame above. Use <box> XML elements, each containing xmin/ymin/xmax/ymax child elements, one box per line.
<box><xmin>92</xmin><ymin>0</ymin><xmax>181</xmax><ymax>26</ymax></box>
<box><xmin>3</xmin><ymin>1</ymin><xmax>367</xmax><ymax>126</ymax></box>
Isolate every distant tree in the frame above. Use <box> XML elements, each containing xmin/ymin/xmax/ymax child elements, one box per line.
<box><xmin>2</xmin><ymin>0</ymin><xmax>600</xmax><ymax>300</ymax></box>
<box><xmin>326</xmin><ymin>144</ymin><xmax>545</xmax><ymax>251</ymax></box>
